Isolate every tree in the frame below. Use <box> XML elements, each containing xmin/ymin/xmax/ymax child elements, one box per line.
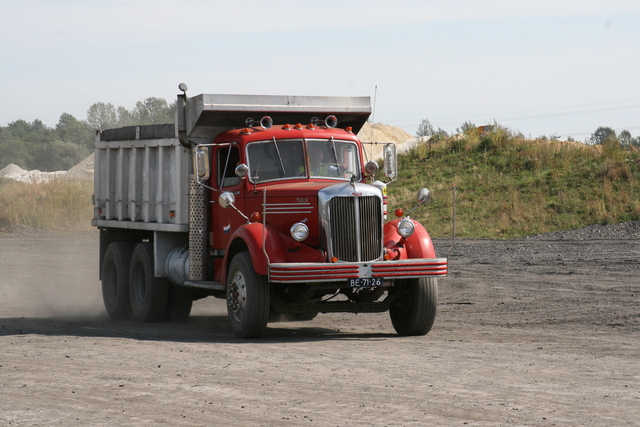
<box><xmin>589</xmin><ymin>127</ymin><xmax>616</xmax><ymax>145</ymax></box>
<box><xmin>457</xmin><ymin>121</ymin><xmax>476</xmax><ymax>135</ymax></box>
<box><xmin>132</xmin><ymin>97</ymin><xmax>174</xmax><ymax>125</ymax></box>
<box><xmin>116</xmin><ymin>106</ymin><xmax>136</xmax><ymax>127</ymax></box>
<box><xmin>619</xmin><ymin>130</ymin><xmax>633</xmax><ymax>148</ymax></box>
<box><xmin>56</xmin><ymin>113</ymin><xmax>94</xmax><ymax>149</ymax></box>
<box><xmin>416</xmin><ymin>118</ymin><xmax>434</xmax><ymax>138</ymax></box>
<box><xmin>86</xmin><ymin>102</ymin><xmax>118</xmax><ymax>130</ymax></box>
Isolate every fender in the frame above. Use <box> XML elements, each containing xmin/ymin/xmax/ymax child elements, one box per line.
<box><xmin>222</xmin><ymin>222</ymin><xmax>325</xmax><ymax>284</ymax></box>
<box><xmin>383</xmin><ymin>218</ymin><xmax>436</xmax><ymax>260</ymax></box>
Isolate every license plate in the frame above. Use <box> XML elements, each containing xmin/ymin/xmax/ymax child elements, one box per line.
<box><xmin>348</xmin><ymin>277</ymin><xmax>383</xmax><ymax>288</ymax></box>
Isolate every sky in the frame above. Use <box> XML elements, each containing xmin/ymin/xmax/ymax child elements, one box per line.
<box><xmin>1</xmin><ymin>0</ymin><xmax>639</xmax><ymax>141</ymax></box>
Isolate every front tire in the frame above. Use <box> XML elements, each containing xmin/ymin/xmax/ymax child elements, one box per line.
<box><xmin>102</xmin><ymin>242</ymin><xmax>132</xmax><ymax>320</ymax></box>
<box><xmin>226</xmin><ymin>252</ymin><xmax>270</xmax><ymax>338</ymax></box>
<box><xmin>129</xmin><ymin>242</ymin><xmax>169</xmax><ymax>322</ymax></box>
<box><xmin>389</xmin><ymin>277</ymin><xmax>438</xmax><ymax>336</ymax></box>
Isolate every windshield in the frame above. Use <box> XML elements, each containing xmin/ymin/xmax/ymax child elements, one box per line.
<box><xmin>246</xmin><ymin>138</ymin><xmax>361</xmax><ymax>183</ymax></box>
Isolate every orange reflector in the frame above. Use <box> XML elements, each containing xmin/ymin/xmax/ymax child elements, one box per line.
<box><xmin>294</xmin><ymin>123</ymin><xmax>302</xmax><ymax>129</ymax></box>
<box><xmin>169</xmin><ymin>210</ymin><xmax>175</xmax><ymax>218</ymax></box>
<box><xmin>395</xmin><ymin>208</ymin><xmax>404</xmax><ymax>218</ymax></box>
<box><xmin>283</xmin><ymin>124</ymin><xmax>292</xmax><ymax>130</ymax></box>
<box><xmin>306</xmin><ymin>123</ymin><xmax>315</xmax><ymax>130</ymax></box>
<box><xmin>241</xmin><ymin>128</ymin><xmax>253</xmax><ymax>135</ymax></box>
<box><xmin>346</xmin><ymin>126</ymin><xmax>353</xmax><ymax>133</ymax></box>
<box><xmin>330</xmin><ymin>257</ymin><xmax>338</xmax><ymax>263</ymax></box>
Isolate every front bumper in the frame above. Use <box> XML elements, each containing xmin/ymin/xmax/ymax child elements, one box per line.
<box><xmin>268</xmin><ymin>258</ymin><xmax>448</xmax><ymax>283</ymax></box>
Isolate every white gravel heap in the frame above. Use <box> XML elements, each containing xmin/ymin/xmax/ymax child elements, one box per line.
<box><xmin>0</xmin><ymin>153</ymin><xmax>94</xmax><ymax>184</ymax></box>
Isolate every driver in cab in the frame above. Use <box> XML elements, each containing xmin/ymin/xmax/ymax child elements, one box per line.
<box><xmin>308</xmin><ymin>144</ymin><xmax>340</xmax><ymax>177</ymax></box>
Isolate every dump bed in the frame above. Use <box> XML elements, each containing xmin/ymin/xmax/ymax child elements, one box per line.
<box><xmin>92</xmin><ymin>124</ymin><xmax>190</xmax><ymax>232</ymax></box>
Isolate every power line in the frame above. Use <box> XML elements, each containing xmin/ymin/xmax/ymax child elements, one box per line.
<box><xmin>389</xmin><ymin>98</ymin><xmax>640</xmax><ymax>128</ymax></box>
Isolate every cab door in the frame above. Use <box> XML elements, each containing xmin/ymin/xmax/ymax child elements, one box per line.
<box><xmin>210</xmin><ymin>145</ymin><xmax>245</xmax><ymax>252</ymax></box>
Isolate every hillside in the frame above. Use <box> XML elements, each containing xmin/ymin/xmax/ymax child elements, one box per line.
<box><xmin>387</xmin><ymin>129</ymin><xmax>640</xmax><ymax>239</ymax></box>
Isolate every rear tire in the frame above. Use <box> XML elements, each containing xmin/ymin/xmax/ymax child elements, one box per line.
<box><xmin>102</xmin><ymin>242</ymin><xmax>132</xmax><ymax>320</ymax></box>
<box><xmin>389</xmin><ymin>277</ymin><xmax>438</xmax><ymax>336</ymax></box>
<box><xmin>129</xmin><ymin>242</ymin><xmax>169</xmax><ymax>322</ymax></box>
<box><xmin>226</xmin><ymin>252</ymin><xmax>270</xmax><ymax>338</ymax></box>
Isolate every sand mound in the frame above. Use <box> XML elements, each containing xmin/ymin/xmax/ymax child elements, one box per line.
<box><xmin>0</xmin><ymin>153</ymin><xmax>94</xmax><ymax>184</ymax></box>
<box><xmin>0</xmin><ymin>164</ymin><xmax>66</xmax><ymax>183</ymax></box>
<box><xmin>65</xmin><ymin>153</ymin><xmax>94</xmax><ymax>181</ymax></box>
<box><xmin>358</xmin><ymin>122</ymin><xmax>416</xmax><ymax>161</ymax></box>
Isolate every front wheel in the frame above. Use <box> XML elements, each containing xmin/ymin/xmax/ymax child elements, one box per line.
<box><xmin>389</xmin><ymin>277</ymin><xmax>438</xmax><ymax>336</ymax></box>
<box><xmin>226</xmin><ymin>252</ymin><xmax>270</xmax><ymax>338</ymax></box>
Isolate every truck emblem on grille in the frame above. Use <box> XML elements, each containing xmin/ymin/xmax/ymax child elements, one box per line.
<box><xmin>351</xmin><ymin>192</ymin><xmax>363</xmax><ymax>197</ymax></box>
<box><xmin>296</xmin><ymin>197</ymin><xmax>308</xmax><ymax>203</ymax></box>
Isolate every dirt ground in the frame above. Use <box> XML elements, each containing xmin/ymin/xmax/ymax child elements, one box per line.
<box><xmin>0</xmin><ymin>230</ymin><xmax>638</xmax><ymax>426</ymax></box>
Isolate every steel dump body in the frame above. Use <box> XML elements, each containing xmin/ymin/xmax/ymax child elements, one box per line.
<box><xmin>93</xmin><ymin>89</ymin><xmax>447</xmax><ymax>338</ymax></box>
<box><xmin>93</xmin><ymin>126</ymin><xmax>189</xmax><ymax>232</ymax></box>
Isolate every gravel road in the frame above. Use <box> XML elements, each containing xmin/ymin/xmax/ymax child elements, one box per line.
<box><xmin>1</xmin><ymin>224</ymin><xmax>638</xmax><ymax>426</ymax></box>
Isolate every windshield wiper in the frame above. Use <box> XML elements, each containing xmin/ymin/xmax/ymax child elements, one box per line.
<box><xmin>272</xmin><ymin>137</ymin><xmax>286</xmax><ymax>176</ymax></box>
<box><xmin>329</xmin><ymin>137</ymin><xmax>338</xmax><ymax>163</ymax></box>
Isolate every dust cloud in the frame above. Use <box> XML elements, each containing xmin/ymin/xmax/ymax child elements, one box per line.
<box><xmin>0</xmin><ymin>231</ymin><xmax>106</xmax><ymax>320</ymax></box>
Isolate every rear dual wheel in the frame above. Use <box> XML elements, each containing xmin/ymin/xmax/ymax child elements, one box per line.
<box><xmin>102</xmin><ymin>242</ymin><xmax>133</xmax><ymax>320</ymax></box>
<box><xmin>102</xmin><ymin>241</ymin><xmax>191</xmax><ymax>322</ymax></box>
<box><xmin>129</xmin><ymin>242</ymin><xmax>169</xmax><ymax>322</ymax></box>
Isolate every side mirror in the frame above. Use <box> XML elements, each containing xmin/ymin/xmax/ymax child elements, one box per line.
<box><xmin>194</xmin><ymin>146</ymin><xmax>210</xmax><ymax>181</ymax></box>
<box><xmin>383</xmin><ymin>143</ymin><xmax>397</xmax><ymax>180</ymax></box>
<box><xmin>417</xmin><ymin>188</ymin><xmax>431</xmax><ymax>205</ymax></box>
<box><xmin>218</xmin><ymin>192</ymin><xmax>235</xmax><ymax>208</ymax></box>
<box><xmin>235</xmin><ymin>163</ymin><xmax>249</xmax><ymax>178</ymax></box>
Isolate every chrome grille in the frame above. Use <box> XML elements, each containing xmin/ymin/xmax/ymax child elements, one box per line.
<box><xmin>329</xmin><ymin>196</ymin><xmax>382</xmax><ymax>262</ymax></box>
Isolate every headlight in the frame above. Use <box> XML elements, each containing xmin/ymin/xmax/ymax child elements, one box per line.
<box><xmin>290</xmin><ymin>222</ymin><xmax>309</xmax><ymax>242</ymax></box>
<box><xmin>397</xmin><ymin>218</ymin><xmax>415</xmax><ymax>238</ymax></box>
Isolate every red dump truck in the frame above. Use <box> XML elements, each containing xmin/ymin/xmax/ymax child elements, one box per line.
<box><xmin>92</xmin><ymin>84</ymin><xmax>447</xmax><ymax>338</ymax></box>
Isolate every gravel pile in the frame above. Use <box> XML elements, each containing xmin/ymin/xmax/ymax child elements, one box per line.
<box><xmin>524</xmin><ymin>221</ymin><xmax>640</xmax><ymax>240</ymax></box>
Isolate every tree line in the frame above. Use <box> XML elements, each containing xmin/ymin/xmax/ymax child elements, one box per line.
<box><xmin>0</xmin><ymin>98</ymin><xmax>175</xmax><ymax>172</ymax></box>
<box><xmin>416</xmin><ymin>118</ymin><xmax>640</xmax><ymax>147</ymax></box>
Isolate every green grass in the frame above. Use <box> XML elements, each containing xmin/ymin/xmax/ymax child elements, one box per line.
<box><xmin>0</xmin><ymin>178</ymin><xmax>94</xmax><ymax>232</ymax></box>
<box><xmin>387</xmin><ymin>128</ymin><xmax>640</xmax><ymax>239</ymax></box>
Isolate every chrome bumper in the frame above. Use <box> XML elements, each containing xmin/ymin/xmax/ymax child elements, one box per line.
<box><xmin>268</xmin><ymin>258</ymin><xmax>448</xmax><ymax>283</ymax></box>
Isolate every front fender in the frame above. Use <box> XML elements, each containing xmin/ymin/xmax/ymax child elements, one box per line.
<box><xmin>222</xmin><ymin>223</ymin><xmax>325</xmax><ymax>283</ymax></box>
<box><xmin>384</xmin><ymin>218</ymin><xmax>436</xmax><ymax>260</ymax></box>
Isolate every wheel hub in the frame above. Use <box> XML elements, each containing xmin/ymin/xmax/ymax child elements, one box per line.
<box><xmin>228</xmin><ymin>271</ymin><xmax>247</xmax><ymax>320</ymax></box>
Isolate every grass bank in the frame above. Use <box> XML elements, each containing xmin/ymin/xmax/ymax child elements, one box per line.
<box><xmin>0</xmin><ymin>178</ymin><xmax>94</xmax><ymax>232</ymax></box>
<box><xmin>388</xmin><ymin>127</ymin><xmax>640</xmax><ymax>239</ymax></box>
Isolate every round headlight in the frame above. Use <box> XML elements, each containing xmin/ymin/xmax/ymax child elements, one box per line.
<box><xmin>290</xmin><ymin>222</ymin><xmax>309</xmax><ymax>242</ymax></box>
<box><xmin>397</xmin><ymin>218</ymin><xmax>415</xmax><ymax>238</ymax></box>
